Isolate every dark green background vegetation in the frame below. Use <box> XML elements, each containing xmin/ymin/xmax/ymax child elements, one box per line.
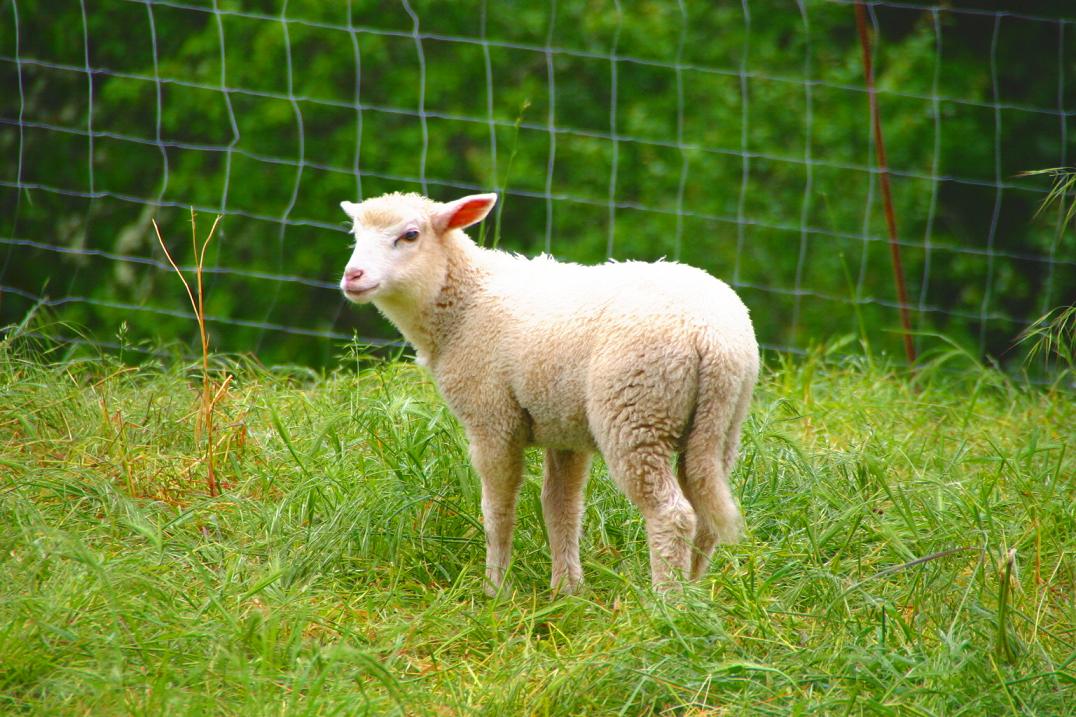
<box><xmin>1</xmin><ymin>0</ymin><xmax>1074</xmax><ymax>366</ymax></box>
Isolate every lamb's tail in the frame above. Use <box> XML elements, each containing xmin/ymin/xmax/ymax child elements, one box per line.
<box><xmin>677</xmin><ymin>330</ymin><xmax>759</xmax><ymax>578</ymax></box>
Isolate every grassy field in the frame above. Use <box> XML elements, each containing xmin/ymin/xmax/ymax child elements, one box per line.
<box><xmin>1</xmin><ymin>334</ymin><xmax>1074</xmax><ymax>716</ymax></box>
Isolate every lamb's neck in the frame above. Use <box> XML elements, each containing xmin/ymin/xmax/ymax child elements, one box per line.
<box><xmin>378</xmin><ymin>236</ymin><xmax>489</xmax><ymax>367</ymax></box>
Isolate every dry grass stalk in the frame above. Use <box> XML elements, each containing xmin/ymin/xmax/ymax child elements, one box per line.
<box><xmin>152</xmin><ymin>209</ymin><xmax>228</xmax><ymax>497</ymax></box>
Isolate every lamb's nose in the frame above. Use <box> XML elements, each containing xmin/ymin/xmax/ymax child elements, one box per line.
<box><xmin>345</xmin><ymin>268</ymin><xmax>364</xmax><ymax>283</ymax></box>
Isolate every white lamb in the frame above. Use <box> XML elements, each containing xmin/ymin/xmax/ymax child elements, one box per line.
<box><xmin>338</xmin><ymin>191</ymin><xmax>759</xmax><ymax>594</ymax></box>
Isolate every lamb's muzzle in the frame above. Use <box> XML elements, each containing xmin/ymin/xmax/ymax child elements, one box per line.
<box><xmin>338</xmin><ymin>191</ymin><xmax>760</xmax><ymax>594</ymax></box>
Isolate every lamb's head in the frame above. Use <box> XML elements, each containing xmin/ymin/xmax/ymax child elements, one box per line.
<box><xmin>339</xmin><ymin>192</ymin><xmax>497</xmax><ymax>305</ymax></box>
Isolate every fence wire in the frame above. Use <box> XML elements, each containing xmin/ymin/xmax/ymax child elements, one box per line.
<box><xmin>1</xmin><ymin>0</ymin><xmax>1073</xmax><ymax>366</ymax></box>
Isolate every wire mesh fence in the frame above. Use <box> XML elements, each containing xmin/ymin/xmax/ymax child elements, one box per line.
<box><xmin>1</xmin><ymin>0</ymin><xmax>1073</xmax><ymax>367</ymax></box>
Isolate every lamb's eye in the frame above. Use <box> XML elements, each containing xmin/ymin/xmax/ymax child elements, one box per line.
<box><xmin>395</xmin><ymin>229</ymin><xmax>420</xmax><ymax>245</ymax></box>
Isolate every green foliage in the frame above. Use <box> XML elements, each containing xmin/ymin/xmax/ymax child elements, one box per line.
<box><xmin>1</xmin><ymin>1</ymin><xmax>1074</xmax><ymax>367</ymax></box>
<box><xmin>1016</xmin><ymin>167</ymin><xmax>1076</xmax><ymax>375</ymax></box>
<box><xmin>1019</xmin><ymin>303</ymin><xmax>1076</xmax><ymax>374</ymax></box>
<box><xmin>1</xmin><ymin>335</ymin><xmax>1074</xmax><ymax>715</ymax></box>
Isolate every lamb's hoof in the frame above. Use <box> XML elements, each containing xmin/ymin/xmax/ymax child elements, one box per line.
<box><xmin>549</xmin><ymin>575</ymin><xmax>583</xmax><ymax>597</ymax></box>
<box><xmin>650</xmin><ymin>573</ymin><xmax>689</xmax><ymax>594</ymax></box>
<box><xmin>484</xmin><ymin>579</ymin><xmax>514</xmax><ymax>599</ymax></box>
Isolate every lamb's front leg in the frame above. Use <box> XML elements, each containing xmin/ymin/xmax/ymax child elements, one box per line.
<box><xmin>542</xmin><ymin>449</ymin><xmax>592</xmax><ymax>594</ymax></box>
<box><xmin>470</xmin><ymin>438</ymin><xmax>524</xmax><ymax>596</ymax></box>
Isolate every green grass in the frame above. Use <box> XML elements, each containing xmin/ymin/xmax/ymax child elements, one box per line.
<box><xmin>1</xmin><ymin>334</ymin><xmax>1074</xmax><ymax>716</ymax></box>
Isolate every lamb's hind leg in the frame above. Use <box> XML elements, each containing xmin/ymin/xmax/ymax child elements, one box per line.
<box><xmin>604</xmin><ymin>444</ymin><xmax>696</xmax><ymax>589</ymax></box>
<box><xmin>589</xmin><ymin>342</ymin><xmax>699</xmax><ymax>589</ymax></box>
<box><xmin>542</xmin><ymin>449</ymin><xmax>592</xmax><ymax>594</ymax></box>
<box><xmin>677</xmin><ymin>449</ymin><xmax>741</xmax><ymax>580</ymax></box>
<box><xmin>678</xmin><ymin>381</ymin><xmax>752</xmax><ymax>580</ymax></box>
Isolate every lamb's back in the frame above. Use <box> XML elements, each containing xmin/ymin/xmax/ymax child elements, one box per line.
<box><xmin>492</xmin><ymin>256</ymin><xmax>751</xmax><ymax>342</ymax></box>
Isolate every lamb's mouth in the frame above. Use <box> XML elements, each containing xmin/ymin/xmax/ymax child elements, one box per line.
<box><xmin>344</xmin><ymin>283</ymin><xmax>381</xmax><ymax>300</ymax></box>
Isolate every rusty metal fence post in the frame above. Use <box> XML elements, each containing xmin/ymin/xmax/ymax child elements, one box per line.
<box><xmin>855</xmin><ymin>1</ymin><xmax>917</xmax><ymax>364</ymax></box>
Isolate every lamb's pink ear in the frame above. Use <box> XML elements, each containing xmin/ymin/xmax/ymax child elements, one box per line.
<box><xmin>432</xmin><ymin>193</ymin><xmax>497</xmax><ymax>235</ymax></box>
